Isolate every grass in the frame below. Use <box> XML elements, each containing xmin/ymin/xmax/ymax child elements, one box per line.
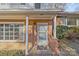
<box><xmin>0</xmin><ymin>49</ymin><xmax>25</xmax><ymax>56</ymax></box>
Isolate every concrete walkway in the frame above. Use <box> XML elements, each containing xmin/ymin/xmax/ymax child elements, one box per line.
<box><xmin>28</xmin><ymin>50</ymin><xmax>53</xmax><ymax>56</ymax></box>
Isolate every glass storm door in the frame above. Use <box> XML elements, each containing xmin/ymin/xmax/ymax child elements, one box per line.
<box><xmin>37</xmin><ymin>23</ymin><xmax>48</xmax><ymax>50</ymax></box>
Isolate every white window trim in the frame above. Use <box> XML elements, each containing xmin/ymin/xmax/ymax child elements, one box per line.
<box><xmin>0</xmin><ymin>40</ymin><xmax>24</xmax><ymax>43</ymax></box>
<box><xmin>0</xmin><ymin>22</ymin><xmax>25</xmax><ymax>42</ymax></box>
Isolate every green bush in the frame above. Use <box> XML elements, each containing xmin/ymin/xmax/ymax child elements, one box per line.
<box><xmin>66</xmin><ymin>27</ymin><xmax>79</xmax><ymax>39</ymax></box>
<box><xmin>0</xmin><ymin>49</ymin><xmax>25</xmax><ymax>56</ymax></box>
<box><xmin>56</xmin><ymin>25</ymin><xmax>68</xmax><ymax>39</ymax></box>
<box><xmin>68</xmin><ymin>27</ymin><xmax>79</xmax><ymax>33</ymax></box>
<box><xmin>56</xmin><ymin>25</ymin><xmax>79</xmax><ymax>40</ymax></box>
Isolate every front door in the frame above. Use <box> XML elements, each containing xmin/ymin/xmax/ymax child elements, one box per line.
<box><xmin>37</xmin><ymin>23</ymin><xmax>48</xmax><ymax>50</ymax></box>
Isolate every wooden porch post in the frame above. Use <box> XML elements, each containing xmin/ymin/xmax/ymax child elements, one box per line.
<box><xmin>53</xmin><ymin>15</ymin><xmax>57</xmax><ymax>39</ymax></box>
<box><xmin>25</xmin><ymin>16</ymin><xmax>28</xmax><ymax>55</ymax></box>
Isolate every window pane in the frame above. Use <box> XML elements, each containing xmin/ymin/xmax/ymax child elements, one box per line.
<box><xmin>14</xmin><ymin>32</ymin><xmax>19</xmax><ymax>36</ymax></box>
<box><xmin>67</xmin><ymin>18</ymin><xmax>76</xmax><ymax>25</ymax></box>
<box><xmin>5</xmin><ymin>27</ymin><xmax>9</xmax><ymax>31</ymax></box>
<box><xmin>38</xmin><ymin>32</ymin><xmax>47</xmax><ymax>46</ymax></box>
<box><xmin>60</xmin><ymin>18</ymin><xmax>66</xmax><ymax>25</ymax></box>
<box><xmin>38</xmin><ymin>25</ymin><xmax>48</xmax><ymax>31</ymax></box>
<box><xmin>5</xmin><ymin>32</ymin><xmax>9</xmax><ymax>35</ymax></box>
<box><xmin>15</xmin><ymin>28</ymin><xmax>19</xmax><ymax>31</ymax></box>
<box><xmin>10</xmin><ymin>27</ymin><xmax>13</xmax><ymax>31</ymax></box>
<box><xmin>5</xmin><ymin>24</ymin><xmax>9</xmax><ymax>36</ymax></box>
<box><xmin>14</xmin><ymin>36</ymin><xmax>19</xmax><ymax>40</ymax></box>
<box><xmin>57</xmin><ymin>16</ymin><xmax>67</xmax><ymax>25</ymax></box>
<box><xmin>0</xmin><ymin>28</ymin><xmax>3</xmax><ymax>31</ymax></box>
<box><xmin>0</xmin><ymin>37</ymin><xmax>3</xmax><ymax>40</ymax></box>
<box><xmin>35</xmin><ymin>3</ymin><xmax>41</xmax><ymax>9</ymax></box>
<box><xmin>10</xmin><ymin>24</ymin><xmax>14</xmax><ymax>31</ymax></box>
<box><xmin>0</xmin><ymin>32</ymin><xmax>3</xmax><ymax>35</ymax></box>
<box><xmin>10</xmin><ymin>37</ymin><xmax>13</xmax><ymax>40</ymax></box>
<box><xmin>14</xmin><ymin>24</ymin><xmax>19</xmax><ymax>27</ymax></box>
<box><xmin>10</xmin><ymin>32</ymin><xmax>13</xmax><ymax>35</ymax></box>
<box><xmin>5</xmin><ymin>24</ymin><xmax>9</xmax><ymax>27</ymax></box>
<box><xmin>10</xmin><ymin>36</ymin><xmax>13</xmax><ymax>40</ymax></box>
<box><xmin>0</xmin><ymin>24</ymin><xmax>3</xmax><ymax>40</ymax></box>
<box><xmin>10</xmin><ymin>24</ymin><xmax>14</xmax><ymax>27</ymax></box>
<box><xmin>38</xmin><ymin>32</ymin><xmax>46</xmax><ymax>40</ymax></box>
<box><xmin>5</xmin><ymin>33</ymin><xmax>9</xmax><ymax>40</ymax></box>
<box><xmin>5</xmin><ymin>37</ymin><xmax>9</xmax><ymax>40</ymax></box>
<box><xmin>0</xmin><ymin>24</ymin><xmax>3</xmax><ymax>27</ymax></box>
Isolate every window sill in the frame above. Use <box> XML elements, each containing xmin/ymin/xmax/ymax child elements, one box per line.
<box><xmin>0</xmin><ymin>40</ymin><xmax>24</xmax><ymax>43</ymax></box>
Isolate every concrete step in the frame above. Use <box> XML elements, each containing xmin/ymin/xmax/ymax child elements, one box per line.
<box><xmin>28</xmin><ymin>50</ymin><xmax>53</xmax><ymax>56</ymax></box>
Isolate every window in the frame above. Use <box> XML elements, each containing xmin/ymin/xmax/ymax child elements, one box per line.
<box><xmin>57</xmin><ymin>16</ymin><xmax>79</xmax><ymax>27</ymax></box>
<box><xmin>57</xmin><ymin>16</ymin><xmax>67</xmax><ymax>26</ymax></box>
<box><xmin>60</xmin><ymin>18</ymin><xmax>67</xmax><ymax>26</ymax></box>
<box><xmin>35</xmin><ymin>3</ymin><xmax>41</xmax><ymax>9</ymax></box>
<box><xmin>37</xmin><ymin>23</ymin><xmax>48</xmax><ymax>46</ymax></box>
<box><xmin>67</xmin><ymin>18</ymin><xmax>76</xmax><ymax>26</ymax></box>
<box><xmin>20</xmin><ymin>3</ymin><xmax>26</xmax><ymax>5</ymax></box>
<box><xmin>0</xmin><ymin>22</ymin><xmax>24</xmax><ymax>42</ymax></box>
<box><xmin>0</xmin><ymin>24</ymin><xmax>3</xmax><ymax>40</ymax></box>
<box><xmin>41</xmin><ymin>3</ymin><xmax>49</xmax><ymax>9</ymax></box>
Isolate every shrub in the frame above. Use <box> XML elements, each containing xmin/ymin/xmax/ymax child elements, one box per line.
<box><xmin>68</xmin><ymin>27</ymin><xmax>79</xmax><ymax>33</ymax></box>
<box><xmin>56</xmin><ymin>25</ymin><xmax>79</xmax><ymax>40</ymax></box>
<box><xmin>66</xmin><ymin>27</ymin><xmax>79</xmax><ymax>39</ymax></box>
<box><xmin>56</xmin><ymin>25</ymin><xmax>68</xmax><ymax>39</ymax></box>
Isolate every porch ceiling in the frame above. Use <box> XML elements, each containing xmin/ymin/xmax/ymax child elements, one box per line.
<box><xmin>0</xmin><ymin>14</ymin><xmax>53</xmax><ymax>20</ymax></box>
<box><xmin>0</xmin><ymin>10</ymin><xmax>79</xmax><ymax>16</ymax></box>
<box><xmin>29</xmin><ymin>15</ymin><xmax>53</xmax><ymax>20</ymax></box>
<box><xmin>0</xmin><ymin>11</ymin><xmax>79</xmax><ymax>19</ymax></box>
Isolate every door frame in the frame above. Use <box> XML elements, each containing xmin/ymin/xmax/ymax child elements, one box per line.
<box><xmin>36</xmin><ymin>23</ymin><xmax>48</xmax><ymax>50</ymax></box>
